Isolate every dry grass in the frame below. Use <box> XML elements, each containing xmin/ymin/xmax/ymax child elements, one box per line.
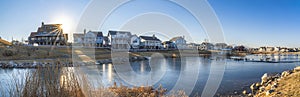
<box><xmin>0</xmin><ymin>65</ymin><xmax>187</xmax><ymax>97</ymax></box>
<box><xmin>0</xmin><ymin>65</ymin><xmax>115</xmax><ymax>97</ymax></box>
<box><xmin>270</xmin><ymin>72</ymin><xmax>300</xmax><ymax>97</ymax></box>
<box><xmin>255</xmin><ymin>71</ymin><xmax>300</xmax><ymax>97</ymax></box>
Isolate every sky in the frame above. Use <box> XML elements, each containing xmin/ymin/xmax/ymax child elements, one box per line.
<box><xmin>0</xmin><ymin>0</ymin><xmax>299</xmax><ymax>48</ymax></box>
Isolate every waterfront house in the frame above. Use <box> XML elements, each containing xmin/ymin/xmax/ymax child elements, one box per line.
<box><xmin>139</xmin><ymin>35</ymin><xmax>162</xmax><ymax>49</ymax></box>
<box><xmin>258</xmin><ymin>47</ymin><xmax>266</xmax><ymax>52</ymax></box>
<box><xmin>103</xmin><ymin>36</ymin><xmax>109</xmax><ymax>47</ymax></box>
<box><xmin>28</xmin><ymin>22</ymin><xmax>68</xmax><ymax>46</ymax></box>
<box><xmin>162</xmin><ymin>41</ymin><xmax>176</xmax><ymax>49</ymax></box>
<box><xmin>73</xmin><ymin>33</ymin><xmax>84</xmax><ymax>46</ymax></box>
<box><xmin>200</xmin><ymin>42</ymin><xmax>214</xmax><ymax>50</ymax></box>
<box><xmin>266</xmin><ymin>47</ymin><xmax>274</xmax><ymax>52</ymax></box>
<box><xmin>280</xmin><ymin>47</ymin><xmax>288</xmax><ymax>52</ymax></box>
<box><xmin>84</xmin><ymin>31</ymin><xmax>103</xmax><ymax>47</ymax></box>
<box><xmin>130</xmin><ymin>34</ymin><xmax>140</xmax><ymax>49</ymax></box>
<box><xmin>108</xmin><ymin>30</ymin><xmax>132</xmax><ymax>49</ymax></box>
<box><xmin>214</xmin><ymin>43</ymin><xmax>228</xmax><ymax>50</ymax></box>
<box><xmin>187</xmin><ymin>43</ymin><xmax>201</xmax><ymax>50</ymax></box>
<box><xmin>170</xmin><ymin>36</ymin><xmax>187</xmax><ymax>49</ymax></box>
<box><xmin>233</xmin><ymin>45</ymin><xmax>247</xmax><ymax>52</ymax></box>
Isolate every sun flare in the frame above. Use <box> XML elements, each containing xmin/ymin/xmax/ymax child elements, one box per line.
<box><xmin>50</xmin><ymin>15</ymin><xmax>73</xmax><ymax>34</ymax></box>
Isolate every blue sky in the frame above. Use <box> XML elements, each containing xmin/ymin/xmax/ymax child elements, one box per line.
<box><xmin>0</xmin><ymin>0</ymin><xmax>299</xmax><ymax>47</ymax></box>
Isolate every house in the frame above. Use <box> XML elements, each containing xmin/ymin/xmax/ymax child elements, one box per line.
<box><xmin>266</xmin><ymin>47</ymin><xmax>274</xmax><ymax>52</ymax></box>
<box><xmin>130</xmin><ymin>34</ymin><xmax>140</xmax><ymax>49</ymax></box>
<box><xmin>28</xmin><ymin>22</ymin><xmax>68</xmax><ymax>46</ymax></box>
<box><xmin>103</xmin><ymin>36</ymin><xmax>109</xmax><ymax>47</ymax></box>
<box><xmin>84</xmin><ymin>31</ymin><xmax>103</xmax><ymax>47</ymax></box>
<box><xmin>233</xmin><ymin>45</ymin><xmax>247</xmax><ymax>52</ymax></box>
<box><xmin>200</xmin><ymin>42</ymin><xmax>214</xmax><ymax>50</ymax></box>
<box><xmin>280</xmin><ymin>47</ymin><xmax>288</xmax><ymax>52</ymax></box>
<box><xmin>258</xmin><ymin>47</ymin><xmax>266</xmax><ymax>52</ymax></box>
<box><xmin>108</xmin><ymin>30</ymin><xmax>132</xmax><ymax>49</ymax></box>
<box><xmin>187</xmin><ymin>43</ymin><xmax>201</xmax><ymax>50</ymax></box>
<box><xmin>73</xmin><ymin>33</ymin><xmax>85</xmax><ymax>46</ymax></box>
<box><xmin>139</xmin><ymin>35</ymin><xmax>162</xmax><ymax>49</ymax></box>
<box><xmin>162</xmin><ymin>41</ymin><xmax>176</xmax><ymax>49</ymax></box>
<box><xmin>170</xmin><ymin>36</ymin><xmax>187</xmax><ymax>49</ymax></box>
<box><xmin>214</xmin><ymin>43</ymin><xmax>228</xmax><ymax>50</ymax></box>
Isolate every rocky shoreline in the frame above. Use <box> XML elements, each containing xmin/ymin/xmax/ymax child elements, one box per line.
<box><xmin>244</xmin><ymin>66</ymin><xmax>300</xmax><ymax>97</ymax></box>
<box><xmin>0</xmin><ymin>56</ymin><xmax>148</xmax><ymax>69</ymax></box>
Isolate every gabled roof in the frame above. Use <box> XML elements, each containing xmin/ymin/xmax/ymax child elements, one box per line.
<box><xmin>73</xmin><ymin>33</ymin><xmax>84</xmax><ymax>38</ymax></box>
<box><xmin>170</xmin><ymin>36</ymin><xmax>184</xmax><ymax>42</ymax></box>
<box><xmin>140</xmin><ymin>36</ymin><xmax>161</xmax><ymax>41</ymax></box>
<box><xmin>87</xmin><ymin>31</ymin><xmax>103</xmax><ymax>37</ymax></box>
<box><xmin>29</xmin><ymin>32</ymin><xmax>38</xmax><ymax>38</ymax></box>
<box><xmin>108</xmin><ymin>30</ymin><xmax>131</xmax><ymax>36</ymax></box>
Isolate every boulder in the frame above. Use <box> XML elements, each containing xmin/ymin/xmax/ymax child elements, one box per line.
<box><xmin>265</xmin><ymin>89</ymin><xmax>274</xmax><ymax>96</ymax></box>
<box><xmin>294</xmin><ymin>66</ymin><xmax>300</xmax><ymax>72</ymax></box>
<box><xmin>281</xmin><ymin>71</ymin><xmax>290</xmax><ymax>78</ymax></box>
<box><xmin>243</xmin><ymin>90</ymin><xmax>247</xmax><ymax>95</ymax></box>
<box><xmin>261</xmin><ymin>73</ymin><xmax>268</xmax><ymax>84</ymax></box>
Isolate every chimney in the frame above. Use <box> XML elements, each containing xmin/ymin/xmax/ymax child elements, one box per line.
<box><xmin>84</xmin><ymin>29</ymin><xmax>86</xmax><ymax>34</ymax></box>
<box><xmin>42</xmin><ymin>22</ymin><xmax>44</xmax><ymax>26</ymax></box>
<box><xmin>153</xmin><ymin>34</ymin><xmax>155</xmax><ymax>38</ymax></box>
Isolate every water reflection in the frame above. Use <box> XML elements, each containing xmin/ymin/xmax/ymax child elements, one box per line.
<box><xmin>108</xmin><ymin>64</ymin><xmax>113</xmax><ymax>83</ymax></box>
<box><xmin>1</xmin><ymin>56</ymin><xmax>299</xmax><ymax>96</ymax></box>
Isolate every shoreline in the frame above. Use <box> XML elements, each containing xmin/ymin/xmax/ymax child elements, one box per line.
<box><xmin>244</xmin><ymin>66</ymin><xmax>300</xmax><ymax>97</ymax></box>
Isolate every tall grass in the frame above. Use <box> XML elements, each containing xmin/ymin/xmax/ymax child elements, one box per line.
<box><xmin>0</xmin><ymin>65</ymin><xmax>187</xmax><ymax>97</ymax></box>
<box><xmin>0</xmin><ymin>66</ymin><xmax>115</xmax><ymax>97</ymax></box>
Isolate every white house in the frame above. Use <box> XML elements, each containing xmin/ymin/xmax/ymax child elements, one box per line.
<box><xmin>200</xmin><ymin>42</ymin><xmax>214</xmax><ymax>50</ymax></box>
<box><xmin>108</xmin><ymin>30</ymin><xmax>132</xmax><ymax>49</ymax></box>
<box><xmin>170</xmin><ymin>36</ymin><xmax>187</xmax><ymax>49</ymax></box>
<box><xmin>139</xmin><ymin>35</ymin><xmax>162</xmax><ymax>49</ymax></box>
<box><xmin>73</xmin><ymin>33</ymin><xmax>84</xmax><ymax>46</ymax></box>
<box><xmin>84</xmin><ymin>31</ymin><xmax>103</xmax><ymax>47</ymax></box>
<box><xmin>130</xmin><ymin>34</ymin><xmax>140</xmax><ymax>49</ymax></box>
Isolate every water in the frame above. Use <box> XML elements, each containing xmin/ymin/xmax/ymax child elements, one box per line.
<box><xmin>1</xmin><ymin>55</ymin><xmax>299</xmax><ymax>96</ymax></box>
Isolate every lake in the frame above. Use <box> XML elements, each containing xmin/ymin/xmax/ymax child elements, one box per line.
<box><xmin>1</xmin><ymin>55</ymin><xmax>299</xmax><ymax>96</ymax></box>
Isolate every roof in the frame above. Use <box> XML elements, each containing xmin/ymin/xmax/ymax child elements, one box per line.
<box><xmin>162</xmin><ymin>41</ymin><xmax>173</xmax><ymax>44</ymax></box>
<box><xmin>140</xmin><ymin>36</ymin><xmax>161</xmax><ymax>41</ymax></box>
<box><xmin>215</xmin><ymin>43</ymin><xmax>227</xmax><ymax>45</ymax></box>
<box><xmin>29</xmin><ymin>32</ymin><xmax>38</xmax><ymax>38</ymax></box>
<box><xmin>73</xmin><ymin>33</ymin><xmax>84</xmax><ymax>38</ymax></box>
<box><xmin>170</xmin><ymin>36</ymin><xmax>184</xmax><ymax>42</ymax></box>
<box><xmin>0</xmin><ymin>38</ymin><xmax>12</xmax><ymax>46</ymax></box>
<box><xmin>108</xmin><ymin>30</ymin><xmax>131</xmax><ymax>36</ymax></box>
<box><xmin>87</xmin><ymin>31</ymin><xmax>103</xmax><ymax>37</ymax></box>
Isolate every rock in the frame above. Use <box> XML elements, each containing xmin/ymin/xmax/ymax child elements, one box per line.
<box><xmin>255</xmin><ymin>82</ymin><xmax>261</xmax><ymax>87</ymax></box>
<box><xmin>250</xmin><ymin>83</ymin><xmax>259</xmax><ymax>94</ymax></box>
<box><xmin>248</xmin><ymin>93</ymin><xmax>252</xmax><ymax>97</ymax></box>
<box><xmin>259</xmin><ymin>86</ymin><xmax>265</xmax><ymax>92</ymax></box>
<box><xmin>294</xmin><ymin>66</ymin><xmax>300</xmax><ymax>72</ymax></box>
<box><xmin>265</xmin><ymin>90</ymin><xmax>274</xmax><ymax>96</ymax></box>
<box><xmin>261</xmin><ymin>73</ymin><xmax>268</xmax><ymax>84</ymax></box>
<box><xmin>243</xmin><ymin>90</ymin><xmax>247</xmax><ymax>95</ymax></box>
<box><xmin>281</xmin><ymin>71</ymin><xmax>290</xmax><ymax>78</ymax></box>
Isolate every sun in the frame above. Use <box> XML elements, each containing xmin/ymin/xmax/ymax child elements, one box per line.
<box><xmin>50</xmin><ymin>15</ymin><xmax>73</xmax><ymax>34</ymax></box>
